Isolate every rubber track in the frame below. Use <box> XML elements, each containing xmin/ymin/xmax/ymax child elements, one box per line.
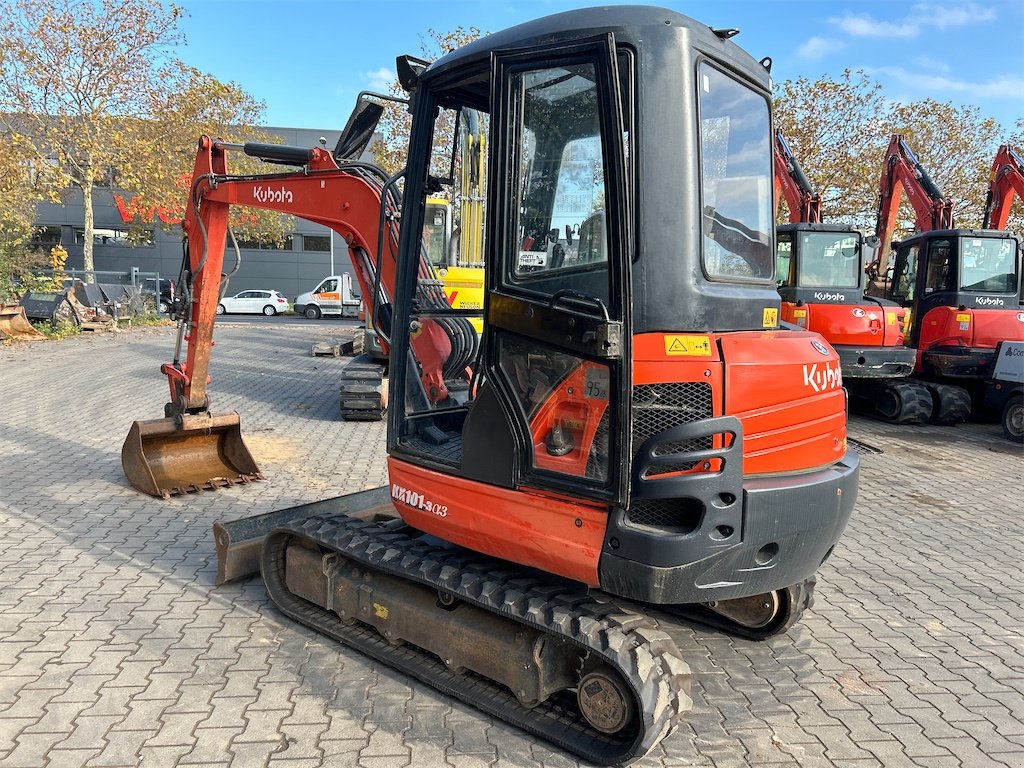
<box><xmin>262</xmin><ymin>514</ymin><xmax>692</xmax><ymax>765</ymax></box>
<box><xmin>339</xmin><ymin>364</ymin><xmax>385</xmax><ymax>421</ymax></box>
<box><xmin>923</xmin><ymin>382</ymin><xmax>972</xmax><ymax>425</ymax></box>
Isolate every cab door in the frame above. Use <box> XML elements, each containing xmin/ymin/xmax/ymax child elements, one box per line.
<box><xmin>481</xmin><ymin>37</ymin><xmax>632</xmax><ymax>506</ymax></box>
<box><xmin>314</xmin><ymin>278</ymin><xmax>341</xmax><ymax>315</ymax></box>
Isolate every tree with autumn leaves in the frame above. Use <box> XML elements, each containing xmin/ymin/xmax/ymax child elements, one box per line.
<box><xmin>1</xmin><ymin>10</ymin><xmax>1021</xmax><ymax>301</ymax></box>
<box><xmin>774</xmin><ymin>69</ymin><xmax>1022</xmax><ymax>238</ymax></box>
<box><xmin>0</xmin><ymin>0</ymin><xmax>288</xmax><ymax>289</ymax></box>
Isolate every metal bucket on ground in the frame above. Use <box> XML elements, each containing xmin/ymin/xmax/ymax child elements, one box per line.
<box><xmin>0</xmin><ymin>304</ymin><xmax>46</xmax><ymax>340</ymax></box>
<box><xmin>122</xmin><ymin>412</ymin><xmax>263</xmax><ymax>499</ymax></box>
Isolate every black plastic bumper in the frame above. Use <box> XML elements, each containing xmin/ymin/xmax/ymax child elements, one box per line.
<box><xmin>920</xmin><ymin>346</ymin><xmax>994</xmax><ymax>379</ymax></box>
<box><xmin>599</xmin><ymin>416</ymin><xmax>859</xmax><ymax>605</ymax></box>
<box><xmin>836</xmin><ymin>344</ymin><xmax>916</xmax><ymax>379</ymax></box>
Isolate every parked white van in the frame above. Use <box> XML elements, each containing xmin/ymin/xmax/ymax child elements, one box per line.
<box><xmin>294</xmin><ymin>274</ymin><xmax>360</xmax><ymax>319</ymax></box>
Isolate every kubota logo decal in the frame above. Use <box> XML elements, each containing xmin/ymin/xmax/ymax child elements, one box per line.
<box><xmin>253</xmin><ymin>185</ymin><xmax>294</xmax><ymax>204</ymax></box>
<box><xmin>802</xmin><ymin>361</ymin><xmax>842</xmax><ymax>392</ymax></box>
<box><xmin>1017</xmin><ymin>313</ymin><xmax>1024</xmax><ymax>322</ymax></box>
<box><xmin>852</xmin><ymin>307</ymin><xmax>866</xmax><ymax>318</ymax></box>
<box><xmin>391</xmin><ymin>483</ymin><xmax>448</xmax><ymax>517</ymax></box>
<box><xmin>975</xmin><ymin>296</ymin><xmax>1005</xmax><ymax>307</ymax></box>
<box><xmin>814</xmin><ymin>291</ymin><xmax>847</xmax><ymax>302</ymax></box>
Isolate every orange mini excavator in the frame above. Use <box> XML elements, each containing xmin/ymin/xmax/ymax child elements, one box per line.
<box><xmin>867</xmin><ymin>136</ymin><xmax>1024</xmax><ymax>421</ymax></box>
<box><xmin>123</xmin><ymin>7</ymin><xmax>859</xmax><ymax>763</ymax></box>
<box><xmin>773</xmin><ymin>130</ymin><xmax>924</xmax><ymax>422</ymax></box>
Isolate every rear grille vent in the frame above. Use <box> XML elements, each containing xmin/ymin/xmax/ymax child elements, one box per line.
<box><xmin>627</xmin><ymin>498</ymin><xmax>703</xmax><ymax>533</ymax></box>
<box><xmin>632</xmin><ymin>382</ymin><xmax>713</xmax><ymax>476</ymax></box>
<box><xmin>627</xmin><ymin>382</ymin><xmax>714</xmax><ymax>532</ymax></box>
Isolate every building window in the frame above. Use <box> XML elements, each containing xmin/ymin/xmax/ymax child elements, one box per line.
<box><xmin>235</xmin><ymin>234</ymin><xmax>295</xmax><ymax>250</ymax></box>
<box><xmin>30</xmin><ymin>226</ymin><xmax>63</xmax><ymax>250</ymax></box>
<box><xmin>303</xmin><ymin>234</ymin><xmax>331</xmax><ymax>252</ymax></box>
<box><xmin>74</xmin><ymin>227</ymin><xmax>154</xmax><ymax>247</ymax></box>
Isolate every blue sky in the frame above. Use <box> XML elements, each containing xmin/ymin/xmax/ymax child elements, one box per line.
<box><xmin>174</xmin><ymin>0</ymin><xmax>1023</xmax><ymax>133</ymax></box>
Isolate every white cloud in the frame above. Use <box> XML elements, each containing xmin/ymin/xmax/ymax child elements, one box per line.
<box><xmin>365</xmin><ymin>67</ymin><xmax>395</xmax><ymax>92</ymax></box>
<box><xmin>831</xmin><ymin>13</ymin><xmax>917</xmax><ymax>38</ymax></box>
<box><xmin>830</xmin><ymin>1</ymin><xmax>996</xmax><ymax>39</ymax></box>
<box><xmin>912</xmin><ymin>55</ymin><xmax>951</xmax><ymax>74</ymax></box>
<box><xmin>797</xmin><ymin>36</ymin><xmax>845</xmax><ymax>60</ymax></box>
<box><xmin>867</xmin><ymin>66</ymin><xmax>1024</xmax><ymax>99</ymax></box>
<box><xmin>918</xmin><ymin>2</ymin><xmax>996</xmax><ymax>29</ymax></box>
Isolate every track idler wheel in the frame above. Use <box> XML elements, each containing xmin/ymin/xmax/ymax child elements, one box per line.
<box><xmin>673</xmin><ymin>577</ymin><xmax>816</xmax><ymax>640</ymax></box>
<box><xmin>922</xmin><ymin>382</ymin><xmax>972</xmax><ymax>425</ymax></box>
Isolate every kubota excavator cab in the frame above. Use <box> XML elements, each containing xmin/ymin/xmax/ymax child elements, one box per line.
<box><xmin>885</xmin><ymin>228</ymin><xmax>1024</xmax><ymax>380</ymax></box>
<box><xmin>366</xmin><ymin>6</ymin><xmax>858</xmax><ymax>628</ymax></box>
<box><xmin>776</xmin><ymin>223</ymin><xmax>916</xmax><ymax>379</ymax></box>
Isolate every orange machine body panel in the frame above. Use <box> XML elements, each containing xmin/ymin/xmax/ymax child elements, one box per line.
<box><xmin>387</xmin><ymin>458</ymin><xmax>608</xmax><ymax>586</ymax></box>
<box><xmin>916</xmin><ymin>305</ymin><xmax>1024</xmax><ymax>362</ymax></box>
<box><xmin>780</xmin><ymin>301</ymin><xmax>906</xmax><ymax>348</ymax></box>
<box><xmin>385</xmin><ymin>330</ymin><xmax>849</xmax><ymax>585</ymax></box>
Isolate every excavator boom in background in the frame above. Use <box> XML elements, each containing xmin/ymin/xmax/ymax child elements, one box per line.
<box><xmin>773</xmin><ymin>129</ymin><xmax>822</xmax><ymax>224</ymax></box>
<box><xmin>123</xmin><ymin>7</ymin><xmax>860</xmax><ymax>763</ymax></box>
<box><xmin>982</xmin><ymin>143</ymin><xmax>1024</xmax><ymax>231</ymax></box>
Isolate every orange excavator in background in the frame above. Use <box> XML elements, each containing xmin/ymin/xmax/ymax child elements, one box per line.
<box><xmin>868</xmin><ymin>135</ymin><xmax>1024</xmax><ymax>419</ymax></box>
<box><xmin>122</xmin><ymin>7</ymin><xmax>860</xmax><ymax>763</ymax></box>
<box><xmin>983</xmin><ymin>144</ymin><xmax>1024</xmax><ymax>231</ymax></box>
<box><xmin>773</xmin><ymin>130</ymin><xmax>925</xmax><ymax>421</ymax></box>
<box><xmin>983</xmin><ymin>144</ymin><xmax>1024</xmax><ymax>308</ymax></box>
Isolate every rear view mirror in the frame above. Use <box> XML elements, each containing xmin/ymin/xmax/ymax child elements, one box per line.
<box><xmin>334</xmin><ymin>100</ymin><xmax>385</xmax><ymax>161</ymax></box>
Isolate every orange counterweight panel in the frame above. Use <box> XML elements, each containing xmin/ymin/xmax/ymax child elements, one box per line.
<box><xmin>633</xmin><ymin>331</ymin><xmax>847</xmax><ymax>476</ymax></box>
<box><xmin>719</xmin><ymin>330</ymin><xmax>847</xmax><ymax>475</ymax></box>
<box><xmin>386</xmin><ymin>458</ymin><xmax>608</xmax><ymax>586</ymax></box>
<box><xmin>919</xmin><ymin>306</ymin><xmax>1024</xmax><ymax>352</ymax></box>
<box><xmin>781</xmin><ymin>302</ymin><xmax>906</xmax><ymax>348</ymax></box>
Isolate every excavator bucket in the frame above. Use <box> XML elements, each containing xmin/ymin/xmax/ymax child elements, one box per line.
<box><xmin>121</xmin><ymin>412</ymin><xmax>263</xmax><ymax>499</ymax></box>
<box><xmin>0</xmin><ymin>304</ymin><xmax>45</xmax><ymax>341</ymax></box>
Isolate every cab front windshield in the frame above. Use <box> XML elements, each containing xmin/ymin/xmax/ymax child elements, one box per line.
<box><xmin>796</xmin><ymin>232</ymin><xmax>860</xmax><ymax>288</ymax></box>
<box><xmin>960</xmin><ymin>237</ymin><xmax>1018</xmax><ymax>293</ymax></box>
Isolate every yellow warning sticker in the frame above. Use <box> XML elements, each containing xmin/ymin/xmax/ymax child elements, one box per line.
<box><xmin>886</xmin><ymin>312</ymin><xmax>896</xmax><ymax>325</ymax></box>
<box><xmin>793</xmin><ymin>309</ymin><xmax>807</xmax><ymax>318</ymax></box>
<box><xmin>373</xmin><ymin>602</ymin><xmax>389</xmax><ymax>619</ymax></box>
<box><xmin>955</xmin><ymin>313</ymin><xmax>971</xmax><ymax>323</ymax></box>
<box><xmin>664</xmin><ymin>335</ymin><xmax>712</xmax><ymax>356</ymax></box>
<box><xmin>763</xmin><ymin>307</ymin><xmax>779</xmax><ymax>327</ymax></box>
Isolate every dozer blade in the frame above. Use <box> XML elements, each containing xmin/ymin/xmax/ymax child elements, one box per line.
<box><xmin>212</xmin><ymin>485</ymin><xmax>393</xmax><ymax>585</ymax></box>
<box><xmin>121</xmin><ymin>412</ymin><xmax>264</xmax><ymax>499</ymax></box>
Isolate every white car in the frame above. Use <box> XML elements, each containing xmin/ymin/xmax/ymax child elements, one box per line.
<box><xmin>217</xmin><ymin>289</ymin><xmax>290</xmax><ymax>316</ymax></box>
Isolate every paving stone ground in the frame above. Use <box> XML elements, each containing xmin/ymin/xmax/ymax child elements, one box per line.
<box><xmin>1</xmin><ymin>322</ymin><xmax>1022</xmax><ymax>768</ymax></box>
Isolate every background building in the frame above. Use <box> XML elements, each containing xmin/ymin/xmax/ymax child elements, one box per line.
<box><xmin>32</xmin><ymin>125</ymin><xmax>365</xmax><ymax>306</ymax></box>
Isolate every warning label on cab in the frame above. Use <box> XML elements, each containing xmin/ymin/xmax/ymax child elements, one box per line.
<box><xmin>664</xmin><ymin>335</ymin><xmax>712</xmax><ymax>356</ymax></box>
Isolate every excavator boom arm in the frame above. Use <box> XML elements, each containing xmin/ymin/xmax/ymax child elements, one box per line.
<box><xmin>983</xmin><ymin>144</ymin><xmax>1024</xmax><ymax>230</ymax></box>
<box><xmin>875</xmin><ymin>135</ymin><xmax>955</xmax><ymax>251</ymax></box>
<box><xmin>172</xmin><ymin>137</ymin><xmax>408</xmax><ymax>414</ymax></box>
<box><xmin>773</xmin><ymin>130</ymin><xmax>822</xmax><ymax>224</ymax></box>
